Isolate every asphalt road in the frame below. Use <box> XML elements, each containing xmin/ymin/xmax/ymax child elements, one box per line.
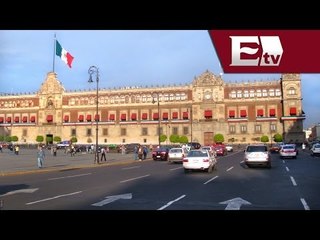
<box><xmin>0</xmin><ymin>148</ymin><xmax>319</xmax><ymax>210</ymax></box>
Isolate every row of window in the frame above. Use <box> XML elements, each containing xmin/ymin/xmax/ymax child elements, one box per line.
<box><xmin>0</xmin><ymin>107</ymin><xmax>298</xmax><ymax>124</ymax></box>
<box><xmin>68</xmin><ymin>93</ymin><xmax>188</xmax><ymax>106</ymax></box>
<box><xmin>229</xmin><ymin>124</ymin><xmax>277</xmax><ymax>134</ymax></box>
<box><xmin>229</xmin><ymin>89</ymin><xmax>282</xmax><ymax>99</ymax></box>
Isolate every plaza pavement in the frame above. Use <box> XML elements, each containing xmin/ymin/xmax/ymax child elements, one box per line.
<box><xmin>0</xmin><ymin>148</ymin><xmax>150</xmax><ymax>177</ymax></box>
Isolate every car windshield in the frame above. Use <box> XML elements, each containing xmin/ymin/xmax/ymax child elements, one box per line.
<box><xmin>188</xmin><ymin>151</ymin><xmax>208</xmax><ymax>157</ymax></box>
<box><xmin>170</xmin><ymin>149</ymin><xmax>182</xmax><ymax>153</ymax></box>
<box><xmin>246</xmin><ymin>146</ymin><xmax>267</xmax><ymax>152</ymax></box>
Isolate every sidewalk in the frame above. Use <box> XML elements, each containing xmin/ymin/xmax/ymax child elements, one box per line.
<box><xmin>0</xmin><ymin>148</ymin><xmax>149</xmax><ymax>176</ymax></box>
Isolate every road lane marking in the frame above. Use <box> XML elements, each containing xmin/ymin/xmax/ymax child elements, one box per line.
<box><xmin>290</xmin><ymin>176</ymin><xmax>297</xmax><ymax>186</ymax></box>
<box><xmin>26</xmin><ymin>191</ymin><xmax>82</xmax><ymax>205</ymax></box>
<box><xmin>158</xmin><ymin>195</ymin><xmax>186</xmax><ymax>210</ymax></box>
<box><xmin>204</xmin><ymin>175</ymin><xmax>219</xmax><ymax>185</ymax></box>
<box><xmin>226</xmin><ymin>166</ymin><xmax>234</xmax><ymax>172</ymax></box>
<box><xmin>120</xmin><ymin>174</ymin><xmax>150</xmax><ymax>183</ymax></box>
<box><xmin>122</xmin><ymin>166</ymin><xmax>141</xmax><ymax>170</ymax></box>
<box><xmin>300</xmin><ymin>198</ymin><xmax>310</xmax><ymax>210</ymax></box>
<box><xmin>92</xmin><ymin>193</ymin><xmax>132</xmax><ymax>207</ymax></box>
<box><xmin>240</xmin><ymin>160</ymin><xmax>244</xmax><ymax>163</ymax></box>
<box><xmin>282</xmin><ymin>160</ymin><xmax>285</xmax><ymax>164</ymax></box>
<box><xmin>48</xmin><ymin>173</ymin><xmax>91</xmax><ymax>180</ymax></box>
<box><xmin>0</xmin><ymin>188</ymin><xmax>39</xmax><ymax>197</ymax></box>
<box><xmin>285</xmin><ymin>166</ymin><xmax>290</xmax><ymax>172</ymax></box>
<box><xmin>169</xmin><ymin>166</ymin><xmax>183</xmax><ymax>171</ymax></box>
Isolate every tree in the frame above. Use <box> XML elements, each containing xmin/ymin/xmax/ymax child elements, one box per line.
<box><xmin>261</xmin><ymin>135</ymin><xmax>269</xmax><ymax>143</ymax></box>
<box><xmin>214</xmin><ymin>133</ymin><xmax>224</xmax><ymax>143</ymax></box>
<box><xmin>273</xmin><ymin>133</ymin><xmax>283</xmax><ymax>143</ymax></box>
<box><xmin>5</xmin><ymin>136</ymin><xmax>12</xmax><ymax>142</ymax></box>
<box><xmin>36</xmin><ymin>135</ymin><xmax>44</xmax><ymax>144</ymax></box>
<box><xmin>169</xmin><ymin>134</ymin><xmax>179</xmax><ymax>144</ymax></box>
<box><xmin>0</xmin><ymin>136</ymin><xmax>4</xmax><ymax>141</ymax></box>
<box><xmin>179</xmin><ymin>135</ymin><xmax>188</xmax><ymax>144</ymax></box>
<box><xmin>70</xmin><ymin>136</ymin><xmax>78</xmax><ymax>144</ymax></box>
<box><xmin>160</xmin><ymin>134</ymin><xmax>167</xmax><ymax>143</ymax></box>
<box><xmin>11</xmin><ymin>136</ymin><xmax>18</xmax><ymax>142</ymax></box>
<box><xmin>53</xmin><ymin>136</ymin><xmax>61</xmax><ymax>143</ymax></box>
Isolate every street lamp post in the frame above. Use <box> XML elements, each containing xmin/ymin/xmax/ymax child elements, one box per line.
<box><xmin>88</xmin><ymin>66</ymin><xmax>99</xmax><ymax>164</ymax></box>
<box><xmin>152</xmin><ymin>93</ymin><xmax>161</xmax><ymax>147</ymax></box>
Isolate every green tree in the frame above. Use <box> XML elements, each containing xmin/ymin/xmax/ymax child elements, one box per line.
<box><xmin>5</xmin><ymin>136</ymin><xmax>12</xmax><ymax>142</ymax></box>
<box><xmin>179</xmin><ymin>135</ymin><xmax>188</xmax><ymax>144</ymax></box>
<box><xmin>36</xmin><ymin>135</ymin><xmax>44</xmax><ymax>143</ymax></box>
<box><xmin>160</xmin><ymin>134</ymin><xmax>167</xmax><ymax>143</ymax></box>
<box><xmin>214</xmin><ymin>133</ymin><xmax>224</xmax><ymax>143</ymax></box>
<box><xmin>261</xmin><ymin>135</ymin><xmax>269</xmax><ymax>143</ymax></box>
<box><xmin>11</xmin><ymin>136</ymin><xmax>18</xmax><ymax>142</ymax></box>
<box><xmin>169</xmin><ymin>134</ymin><xmax>179</xmax><ymax>144</ymax></box>
<box><xmin>0</xmin><ymin>136</ymin><xmax>4</xmax><ymax>141</ymax></box>
<box><xmin>53</xmin><ymin>136</ymin><xmax>61</xmax><ymax>143</ymax></box>
<box><xmin>70</xmin><ymin>136</ymin><xmax>78</xmax><ymax>143</ymax></box>
<box><xmin>273</xmin><ymin>133</ymin><xmax>283</xmax><ymax>143</ymax></box>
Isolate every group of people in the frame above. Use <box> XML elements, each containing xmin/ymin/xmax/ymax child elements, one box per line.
<box><xmin>134</xmin><ymin>144</ymin><xmax>151</xmax><ymax>161</ymax></box>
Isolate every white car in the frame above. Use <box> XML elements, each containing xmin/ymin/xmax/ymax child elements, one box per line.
<box><xmin>225</xmin><ymin>145</ymin><xmax>233</xmax><ymax>152</ymax></box>
<box><xmin>183</xmin><ymin>149</ymin><xmax>217</xmax><ymax>173</ymax></box>
<box><xmin>201</xmin><ymin>146</ymin><xmax>217</xmax><ymax>157</ymax></box>
<box><xmin>279</xmin><ymin>144</ymin><xmax>297</xmax><ymax>159</ymax></box>
<box><xmin>311</xmin><ymin>143</ymin><xmax>320</xmax><ymax>156</ymax></box>
<box><xmin>244</xmin><ymin>144</ymin><xmax>271</xmax><ymax>168</ymax></box>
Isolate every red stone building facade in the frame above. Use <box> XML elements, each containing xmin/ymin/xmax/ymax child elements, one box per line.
<box><xmin>0</xmin><ymin>71</ymin><xmax>305</xmax><ymax>145</ymax></box>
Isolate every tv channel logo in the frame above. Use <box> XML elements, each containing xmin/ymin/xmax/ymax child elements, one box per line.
<box><xmin>230</xmin><ymin>36</ymin><xmax>283</xmax><ymax>66</ymax></box>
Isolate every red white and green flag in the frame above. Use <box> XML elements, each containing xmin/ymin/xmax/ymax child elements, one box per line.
<box><xmin>55</xmin><ymin>40</ymin><xmax>74</xmax><ymax>68</ymax></box>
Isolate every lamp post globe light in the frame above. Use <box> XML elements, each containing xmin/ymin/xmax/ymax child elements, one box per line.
<box><xmin>88</xmin><ymin>66</ymin><xmax>100</xmax><ymax>164</ymax></box>
<box><xmin>152</xmin><ymin>93</ymin><xmax>161</xmax><ymax>147</ymax></box>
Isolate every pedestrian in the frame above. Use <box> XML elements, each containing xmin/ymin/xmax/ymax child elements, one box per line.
<box><xmin>37</xmin><ymin>146</ymin><xmax>45</xmax><ymax>168</ymax></box>
<box><xmin>134</xmin><ymin>145</ymin><xmax>138</xmax><ymax>160</ymax></box>
<box><xmin>138</xmin><ymin>145</ymin><xmax>143</xmax><ymax>161</ymax></box>
<box><xmin>53</xmin><ymin>146</ymin><xmax>57</xmax><ymax>156</ymax></box>
<box><xmin>143</xmin><ymin>146</ymin><xmax>148</xmax><ymax>160</ymax></box>
<box><xmin>100</xmin><ymin>147</ymin><xmax>107</xmax><ymax>162</ymax></box>
<box><xmin>302</xmin><ymin>143</ymin><xmax>306</xmax><ymax>151</ymax></box>
<box><xmin>0</xmin><ymin>144</ymin><xmax>2</xmax><ymax>153</ymax></box>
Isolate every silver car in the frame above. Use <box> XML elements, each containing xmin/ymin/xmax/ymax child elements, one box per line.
<box><xmin>244</xmin><ymin>145</ymin><xmax>271</xmax><ymax>168</ymax></box>
<box><xmin>168</xmin><ymin>147</ymin><xmax>188</xmax><ymax>163</ymax></box>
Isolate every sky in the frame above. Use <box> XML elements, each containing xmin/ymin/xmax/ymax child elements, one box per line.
<box><xmin>0</xmin><ymin>30</ymin><xmax>319</xmax><ymax>128</ymax></box>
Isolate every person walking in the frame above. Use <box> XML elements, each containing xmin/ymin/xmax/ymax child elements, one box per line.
<box><xmin>37</xmin><ymin>146</ymin><xmax>45</xmax><ymax>168</ymax></box>
<box><xmin>100</xmin><ymin>147</ymin><xmax>107</xmax><ymax>162</ymax></box>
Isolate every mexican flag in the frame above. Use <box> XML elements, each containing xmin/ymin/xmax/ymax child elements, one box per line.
<box><xmin>56</xmin><ymin>40</ymin><xmax>74</xmax><ymax>68</ymax></box>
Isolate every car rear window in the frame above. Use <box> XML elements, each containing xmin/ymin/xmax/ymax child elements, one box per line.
<box><xmin>170</xmin><ymin>149</ymin><xmax>182</xmax><ymax>153</ymax></box>
<box><xmin>246</xmin><ymin>146</ymin><xmax>267</xmax><ymax>152</ymax></box>
<box><xmin>188</xmin><ymin>151</ymin><xmax>208</xmax><ymax>157</ymax></box>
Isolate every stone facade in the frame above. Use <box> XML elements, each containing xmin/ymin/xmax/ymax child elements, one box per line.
<box><xmin>0</xmin><ymin>71</ymin><xmax>306</xmax><ymax>145</ymax></box>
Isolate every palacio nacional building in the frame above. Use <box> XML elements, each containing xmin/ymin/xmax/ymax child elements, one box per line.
<box><xmin>0</xmin><ymin>71</ymin><xmax>306</xmax><ymax>146</ymax></box>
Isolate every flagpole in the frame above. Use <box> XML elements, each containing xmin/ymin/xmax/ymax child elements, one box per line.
<box><xmin>53</xmin><ymin>33</ymin><xmax>56</xmax><ymax>72</ymax></box>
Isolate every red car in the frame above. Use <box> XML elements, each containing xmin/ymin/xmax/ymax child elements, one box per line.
<box><xmin>152</xmin><ymin>147</ymin><xmax>170</xmax><ymax>161</ymax></box>
<box><xmin>213</xmin><ymin>144</ymin><xmax>227</xmax><ymax>156</ymax></box>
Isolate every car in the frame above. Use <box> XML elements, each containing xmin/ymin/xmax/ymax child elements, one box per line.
<box><xmin>279</xmin><ymin>144</ymin><xmax>298</xmax><ymax>159</ymax></box>
<box><xmin>311</xmin><ymin>143</ymin><xmax>320</xmax><ymax>156</ymax></box>
<box><xmin>186</xmin><ymin>142</ymin><xmax>201</xmax><ymax>150</ymax></box>
<box><xmin>213</xmin><ymin>144</ymin><xmax>227</xmax><ymax>156</ymax></box>
<box><xmin>269</xmin><ymin>144</ymin><xmax>281</xmax><ymax>153</ymax></box>
<box><xmin>168</xmin><ymin>147</ymin><xmax>188</xmax><ymax>163</ymax></box>
<box><xmin>183</xmin><ymin>149</ymin><xmax>217</xmax><ymax>173</ymax></box>
<box><xmin>152</xmin><ymin>147</ymin><xmax>170</xmax><ymax>161</ymax></box>
<box><xmin>225</xmin><ymin>144</ymin><xmax>233</xmax><ymax>152</ymax></box>
<box><xmin>244</xmin><ymin>144</ymin><xmax>271</xmax><ymax>168</ymax></box>
<box><xmin>201</xmin><ymin>146</ymin><xmax>217</xmax><ymax>157</ymax></box>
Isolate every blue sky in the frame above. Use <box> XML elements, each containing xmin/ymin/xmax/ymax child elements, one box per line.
<box><xmin>0</xmin><ymin>30</ymin><xmax>319</xmax><ymax>128</ymax></box>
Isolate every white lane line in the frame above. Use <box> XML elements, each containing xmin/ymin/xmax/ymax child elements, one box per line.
<box><xmin>282</xmin><ymin>160</ymin><xmax>285</xmax><ymax>164</ymax></box>
<box><xmin>285</xmin><ymin>166</ymin><xmax>290</xmax><ymax>172</ymax></box>
<box><xmin>122</xmin><ymin>166</ymin><xmax>141</xmax><ymax>170</ymax></box>
<box><xmin>204</xmin><ymin>175</ymin><xmax>219</xmax><ymax>185</ymax></box>
<box><xmin>26</xmin><ymin>191</ymin><xmax>82</xmax><ymax>205</ymax></box>
<box><xmin>240</xmin><ymin>160</ymin><xmax>244</xmax><ymax>163</ymax></box>
<box><xmin>158</xmin><ymin>195</ymin><xmax>186</xmax><ymax>210</ymax></box>
<box><xmin>48</xmin><ymin>173</ymin><xmax>91</xmax><ymax>181</ymax></box>
<box><xmin>120</xmin><ymin>174</ymin><xmax>150</xmax><ymax>183</ymax></box>
<box><xmin>169</xmin><ymin>166</ymin><xmax>183</xmax><ymax>171</ymax></box>
<box><xmin>290</xmin><ymin>176</ymin><xmax>297</xmax><ymax>186</ymax></box>
<box><xmin>226</xmin><ymin>166</ymin><xmax>234</xmax><ymax>172</ymax></box>
<box><xmin>300</xmin><ymin>198</ymin><xmax>310</xmax><ymax>210</ymax></box>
